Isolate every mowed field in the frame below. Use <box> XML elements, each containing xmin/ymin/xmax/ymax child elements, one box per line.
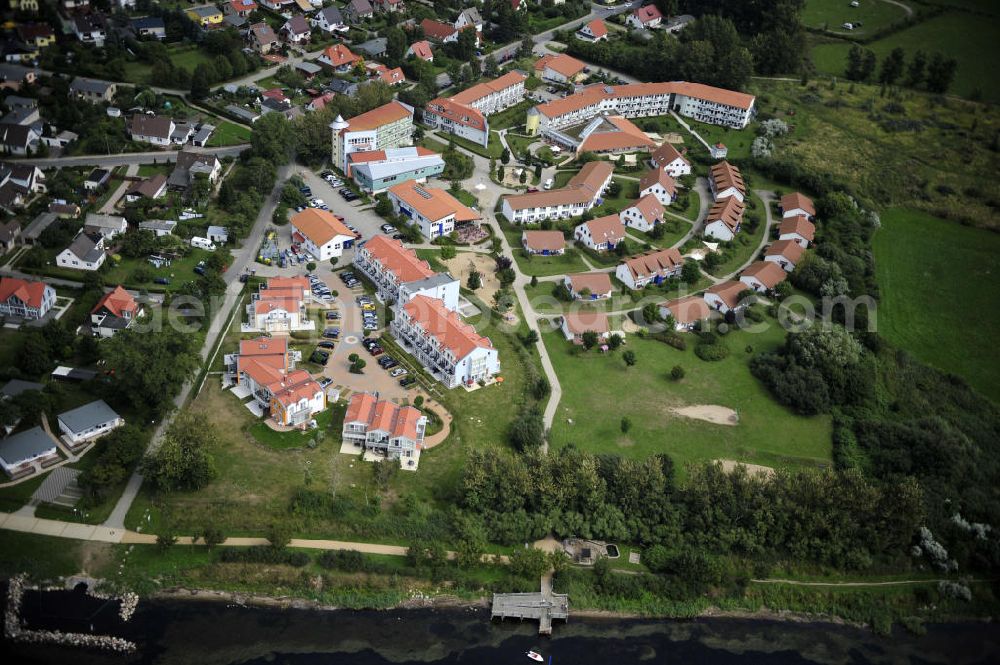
<box><xmin>801</xmin><ymin>0</ymin><xmax>909</xmax><ymax>37</ymax></box>
<box><xmin>542</xmin><ymin>319</ymin><xmax>833</xmax><ymax>474</ymax></box>
<box><xmin>810</xmin><ymin>10</ymin><xmax>1000</xmax><ymax>103</ymax></box>
<box><xmin>872</xmin><ymin>208</ymin><xmax>1000</xmax><ymax>402</ymax></box>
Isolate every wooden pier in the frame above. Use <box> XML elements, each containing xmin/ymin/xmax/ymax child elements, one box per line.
<box><xmin>490</xmin><ymin>591</ymin><xmax>569</xmax><ymax>635</ymax></box>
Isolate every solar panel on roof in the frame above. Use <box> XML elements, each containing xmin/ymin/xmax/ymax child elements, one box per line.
<box><xmin>414</xmin><ymin>186</ymin><xmax>432</xmax><ymax>199</ymax></box>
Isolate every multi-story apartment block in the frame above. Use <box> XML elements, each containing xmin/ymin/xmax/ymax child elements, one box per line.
<box><xmin>501</xmin><ymin>161</ymin><xmax>613</xmax><ymax>223</ymax></box>
<box><xmin>391</xmin><ymin>295</ymin><xmax>500</xmax><ymax>389</ymax></box>
<box><xmin>330</xmin><ymin>100</ymin><xmax>414</xmax><ymax>172</ymax></box>
<box><xmin>342</xmin><ymin>392</ymin><xmax>427</xmax><ymax>465</ymax></box>
<box><xmin>424</xmin><ymin>71</ymin><xmax>526</xmax><ymax>147</ymax></box>
<box><xmin>353</xmin><ymin>235</ymin><xmax>459</xmax><ymax>310</ymax></box>
<box><xmin>526</xmin><ymin>81</ymin><xmax>755</xmax><ymax>139</ymax></box>
<box><xmin>226</xmin><ymin>336</ymin><xmax>323</xmax><ymax>426</ymax></box>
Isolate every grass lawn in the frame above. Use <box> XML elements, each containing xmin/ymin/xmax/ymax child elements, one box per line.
<box><xmin>872</xmin><ymin>208</ymin><xmax>1000</xmax><ymax>402</ymax></box>
<box><xmin>206</xmin><ymin>121</ymin><xmax>252</xmax><ymax>147</ymax></box>
<box><xmin>0</xmin><ymin>473</ymin><xmax>46</xmax><ymax>513</ymax></box>
<box><xmin>748</xmin><ymin>79</ymin><xmax>1000</xmax><ymax>229</ymax></box>
<box><xmin>418</xmin><ymin>135</ymin><xmax>449</xmax><ymax>153</ymax></box>
<box><xmin>542</xmin><ymin>319</ymin><xmax>833</xmax><ymax>473</ymax></box>
<box><xmin>490</xmin><ymin>101</ymin><xmax>534</xmax><ymax>132</ymax></box>
<box><xmin>809</xmin><ymin>10</ymin><xmax>1000</xmax><ymax>103</ymax></box>
<box><xmin>629</xmin><ymin>218</ymin><xmax>692</xmax><ymax>250</ymax></box>
<box><xmin>121</xmin><ymin>45</ymin><xmax>217</xmax><ymax>85</ymax></box>
<box><xmin>21</xmin><ymin>247</ymin><xmax>215</xmax><ymax>293</ymax></box>
<box><xmin>247</xmin><ymin>406</ymin><xmax>341</xmax><ymax>451</ymax></box>
<box><xmin>0</xmin><ymin>532</ymin><xmax>84</xmax><ymax>580</ymax></box>
<box><xmin>683</xmin><ymin>120</ymin><xmax>757</xmax><ymax>161</ymax></box>
<box><xmin>522</xmin><ymin>281</ymin><xmax>622</xmax><ymax>314</ymax></box>
<box><xmin>504</xmin><ymin>133</ymin><xmax>536</xmax><ymax>160</ymax></box>
<box><xmin>443</xmin><ymin>130</ymin><xmax>504</xmax><ymax>160</ymax></box>
<box><xmin>498</xmin><ymin>219</ymin><xmax>592</xmax><ymax>276</ymax></box>
<box><xmin>801</xmin><ymin>0</ymin><xmax>908</xmax><ymax>37</ymax></box>
<box><xmin>703</xmin><ymin>195</ymin><xmax>769</xmax><ymax>278</ymax></box>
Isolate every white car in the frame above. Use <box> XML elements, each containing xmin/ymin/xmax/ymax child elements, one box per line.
<box><xmin>389</xmin><ymin>367</ymin><xmax>407</xmax><ymax>377</ymax></box>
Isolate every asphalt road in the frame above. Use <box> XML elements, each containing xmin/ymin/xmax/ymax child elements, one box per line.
<box><xmin>13</xmin><ymin>144</ymin><xmax>249</xmax><ymax>169</ymax></box>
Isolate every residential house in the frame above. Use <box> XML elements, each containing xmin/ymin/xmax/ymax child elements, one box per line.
<box><xmin>347</xmin><ymin>146</ymin><xmax>444</xmax><ymax>194</ymax></box>
<box><xmin>84</xmin><ymin>168</ymin><xmax>111</xmax><ymax>191</ymax></box>
<box><xmin>620</xmin><ymin>194</ymin><xmax>664</xmax><ymax>233</ymax></box>
<box><xmin>225</xmin><ymin>0</ymin><xmax>257</xmax><ymax>17</ymax></box>
<box><xmin>502</xmin><ymin>161</ymin><xmax>613</xmax><ymax>223</ymax></box>
<box><xmin>244</xmin><ymin>276</ymin><xmax>314</xmax><ymax>332</ymax></box>
<box><xmin>406</xmin><ymin>39</ymin><xmax>433</xmax><ymax>62</ymax></box>
<box><xmin>281</xmin><ymin>15</ymin><xmax>312</xmax><ymax>45</ymax></box>
<box><xmin>90</xmin><ymin>285</ymin><xmax>143</xmax><ymax>337</ymax></box>
<box><xmin>0</xmin><ymin>220</ymin><xmax>20</xmax><ymax>253</ymax></box>
<box><xmin>0</xmin><ymin>427</ymin><xmax>58</xmax><ymax>478</ymax></box>
<box><xmin>521</xmin><ymin>230</ymin><xmax>565</xmax><ymax>256</ymax></box>
<box><xmin>22</xmin><ymin>211</ymin><xmax>57</xmax><ymax>245</ymax></box>
<box><xmin>71</xmin><ymin>14</ymin><xmax>106</xmax><ymax>47</ymax></box>
<box><xmin>704</xmin><ymin>280</ymin><xmax>748</xmax><ymax>314</ymax></box>
<box><xmin>0</xmin><ymin>122</ymin><xmax>38</xmax><ymax>155</ymax></box>
<box><xmin>765</xmin><ymin>239</ymin><xmax>805</xmax><ymax>273</ymax></box>
<box><xmin>168</xmin><ymin>150</ymin><xmax>222</xmax><ymax>190</ymax></box>
<box><xmin>0</xmin><ymin>64</ymin><xmax>38</xmax><ymax>90</ymax></box>
<box><xmin>191</xmin><ymin>123</ymin><xmax>215</xmax><ymax>147</ymax></box>
<box><xmin>228</xmin><ymin>336</ymin><xmax>324</xmax><ymax>426</ymax></box>
<box><xmin>391</xmin><ymin>294</ymin><xmax>500</xmax><ymax>388</ymax></box>
<box><xmin>574</xmin><ymin>213</ymin><xmax>625</xmax><ymax>251</ymax></box>
<box><xmin>138</xmin><ymin>219</ymin><xmax>176</xmax><ymax>236</ymax></box>
<box><xmin>312</xmin><ymin>6</ymin><xmax>346</xmax><ymax>32</ymax></box>
<box><xmin>1</xmin><ymin>162</ymin><xmax>44</xmax><ymax>193</ymax></box>
<box><xmin>357</xmin><ymin>37</ymin><xmax>387</xmax><ymax>58</ymax></box>
<box><xmin>0</xmin><ymin>276</ymin><xmax>55</xmax><ymax>320</ymax></box>
<box><xmin>342</xmin><ymin>392</ymin><xmax>426</xmax><ymax>465</ymax></box>
<box><xmin>57</xmin><ymin>400</ymin><xmax>124</xmax><ymax>446</ymax></box>
<box><xmin>709</xmin><ymin>160</ymin><xmax>745</xmax><ymax>202</ymax></box>
<box><xmin>778</xmin><ymin>215</ymin><xmax>816</xmax><ymax>248</ymax></box>
<box><xmin>269</xmin><ymin>372</ymin><xmax>325</xmax><ymax>427</ymax></box>
<box><xmin>291</xmin><ymin>208</ymin><xmax>353</xmax><ymax>260</ymax></box>
<box><xmin>534</xmin><ymin>53</ymin><xmax>586</xmax><ymax>84</ymax></box>
<box><xmin>131</xmin><ymin>16</ymin><xmax>166</xmax><ymax>39</ymax></box>
<box><xmin>326</xmin><ymin>78</ymin><xmax>359</xmax><ymax>96</ymax></box>
<box><xmin>1</xmin><ymin>379</ymin><xmax>44</xmax><ymax>401</ymax></box>
<box><xmin>124</xmin><ymin>174</ymin><xmax>167</xmax><ymax>202</ymax></box>
<box><xmin>306</xmin><ymin>91</ymin><xmax>335</xmax><ymax>112</ymax></box>
<box><xmin>560</xmin><ymin>310</ymin><xmax>610</xmax><ymax>343</ymax></box>
<box><xmin>343</xmin><ymin>0</ymin><xmax>374</xmax><ymax>21</ymax></box>
<box><xmin>627</xmin><ymin>4</ymin><xmax>663</xmax><ymax>29</ymax></box>
<box><xmin>420</xmin><ymin>19</ymin><xmax>458</xmax><ymax>43</ymax></box>
<box><xmin>1</xmin><ymin>106</ymin><xmax>41</xmax><ymax>130</ymax></box>
<box><xmin>740</xmin><ymin>260</ymin><xmax>787</xmax><ymax>293</ymax></box>
<box><xmin>637</xmin><ymin>168</ymin><xmax>676</xmax><ymax>206</ymax></box>
<box><xmin>83</xmin><ymin>213</ymin><xmax>127</xmax><ymax>240</ymax></box>
<box><xmin>387</xmin><ymin>180</ymin><xmax>480</xmax><ymax>241</ymax></box>
<box><xmin>373</xmin><ymin>0</ymin><xmax>404</xmax><ymax>12</ymax></box>
<box><xmin>248</xmin><ymin>22</ymin><xmax>279</xmax><ymax>54</ymax></box>
<box><xmin>703</xmin><ymin>196</ymin><xmax>744</xmax><ymax>242</ymax></box>
<box><xmin>353</xmin><ymin>235</ymin><xmax>459</xmax><ymax>309</ymax></box>
<box><xmin>564</xmin><ymin>272</ymin><xmax>612</xmax><ymax>300</ymax></box>
<box><xmin>48</xmin><ymin>202</ymin><xmax>80</xmax><ymax>219</ymax></box>
<box><xmin>128</xmin><ymin>114</ymin><xmax>175</xmax><ymax>147</ymax></box>
<box><xmin>780</xmin><ymin>192</ymin><xmax>815</xmax><ymax>219</ymax></box>
<box><xmin>373</xmin><ymin>64</ymin><xmax>405</xmax><ymax>86</ymax></box>
<box><xmin>658</xmin><ymin>296</ymin><xmax>710</xmax><ymax>331</ymax></box>
<box><xmin>318</xmin><ymin>43</ymin><xmax>360</xmax><ymax>72</ymax></box>
<box><xmin>56</xmin><ymin>232</ymin><xmax>106</xmax><ymax>271</ymax></box>
<box><xmin>329</xmin><ymin>100</ymin><xmax>414</xmax><ymax>171</ymax></box>
<box><xmin>649</xmin><ymin>142</ymin><xmax>691</xmax><ymax>177</ymax></box>
<box><xmin>527</xmin><ymin>81</ymin><xmax>755</xmax><ymax>136</ymax></box>
<box><xmin>2</xmin><ymin>96</ymin><xmax>36</xmax><ymax>111</ymax></box>
<box><xmin>577</xmin><ymin>18</ymin><xmax>608</xmax><ymax>42</ymax></box>
<box><xmin>225</xmin><ymin>104</ymin><xmax>261</xmax><ymax>124</ymax></box>
<box><xmin>615</xmin><ymin>248</ymin><xmax>685</xmax><ymax>290</ymax></box>
<box><xmin>17</xmin><ymin>23</ymin><xmax>56</xmax><ymax>50</ymax></box>
<box><xmin>454</xmin><ymin>8</ymin><xmax>482</xmax><ymax>32</ymax></box>
<box><xmin>187</xmin><ymin>5</ymin><xmax>225</xmax><ymax>27</ymax></box>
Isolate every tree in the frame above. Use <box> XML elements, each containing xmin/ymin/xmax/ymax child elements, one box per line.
<box><xmin>681</xmin><ymin>260</ymin><xmax>701</xmax><ymax>284</ymax></box>
<box><xmin>860</xmin><ymin>49</ymin><xmax>877</xmax><ymax>82</ymax></box>
<box><xmin>350</xmin><ymin>357</ymin><xmax>367</xmax><ymax>374</ymax></box>
<box><xmin>641</xmin><ymin>303</ymin><xmax>662</xmax><ymax>326</ymax></box>
<box><xmin>372</xmin><ymin>458</ymin><xmax>396</xmax><ymax>491</ymax></box>
<box><xmin>926</xmin><ymin>53</ymin><xmax>958</xmax><ymax>94</ymax></box>
<box><xmin>142</xmin><ymin>413</ymin><xmax>219</xmax><ymax>492</ymax></box>
<box><xmin>202</xmin><ymin>526</ymin><xmax>225</xmax><ymax>549</ymax></box>
<box><xmin>250</xmin><ymin>112</ymin><xmax>293</xmax><ymax>162</ymax></box>
<box><xmin>529</xmin><ymin>275</ymin><xmax>538</xmax><ymax>288</ymax></box>
<box><xmin>670</xmin><ymin>365</ymin><xmax>685</xmax><ymax>381</ymax></box>
<box><xmin>508</xmin><ymin>547</ymin><xmax>548</xmax><ymax>580</ymax></box>
<box><xmin>581</xmin><ymin>330</ymin><xmax>599</xmax><ymax>350</ymax></box>
<box><xmin>467</xmin><ymin>269</ymin><xmax>482</xmax><ymax>290</ymax></box>
<box><xmin>306</xmin><ymin>261</ymin><xmax>317</xmax><ymax>272</ymax></box>
<box><xmin>102</xmin><ymin>328</ymin><xmax>198</xmax><ymax>417</ymax></box>
<box><xmin>878</xmin><ymin>47</ymin><xmax>905</xmax><ymax>86</ymax></box>
<box><xmin>519</xmin><ymin>170</ymin><xmax>527</xmax><ymax>184</ymax></box>
<box><xmin>522</xmin><ymin>329</ymin><xmax>539</xmax><ymax>346</ymax></box>
<box><xmin>620</xmin><ymin>417</ymin><xmax>632</xmax><ymax>433</ymax></box>
<box><xmin>17</xmin><ymin>334</ymin><xmax>51</xmax><ymax>376</ymax></box>
<box><xmin>905</xmin><ymin>50</ymin><xmax>927</xmax><ymax>88</ymax></box>
<box><xmin>483</xmin><ymin>54</ymin><xmax>499</xmax><ymax>78</ymax></box>
<box><xmin>156</xmin><ymin>530</ymin><xmax>177</xmax><ymax>552</ymax></box>
<box><xmin>510</xmin><ymin>409</ymin><xmax>544</xmax><ymax>451</ymax></box>
<box><xmin>500</xmin><ymin>148</ymin><xmax>510</xmax><ymax>165</ymax></box>
<box><xmin>267</xmin><ymin>522</ymin><xmax>291</xmax><ymax>549</ymax></box>
<box><xmin>272</xmin><ymin>204</ymin><xmax>289</xmax><ymax>226</ymax></box>
<box><xmin>607</xmin><ymin>333</ymin><xmax>623</xmax><ymax>350</ymax></box>
<box><xmin>623</xmin><ymin>350</ymin><xmax>637</xmax><ymax>367</ymax></box>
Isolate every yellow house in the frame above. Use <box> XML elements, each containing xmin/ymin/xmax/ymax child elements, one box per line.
<box><xmin>186</xmin><ymin>5</ymin><xmax>225</xmax><ymax>27</ymax></box>
<box><xmin>17</xmin><ymin>23</ymin><xmax>55</xmax><ymax>49</ymax></box>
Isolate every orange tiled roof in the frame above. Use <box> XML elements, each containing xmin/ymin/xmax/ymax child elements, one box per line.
<box><xmin>661</xmin><ymin>296</ymin><xmax>710</xmax><ymax>325</ymax></box>
<box><xmin>450</xmin><ymin>71</ymin><xmax>526</xmax><ymax>106</ymax></box>
<box><xmin>741</xmin><ymin>260</ymin><xmax>787</xmax><ymax>289</ymax></box>
<box><xmin>779</xmin><ymin>215</ymin><xmax>816</xmax><ymax>242</ymax></box>
<box><xmin>707</xmin><ymin>196</ymin><xmax>745</xmax><ymax>232</ymax></box>
<box><xmin>710</xmin><ymin>160</ymin><xmax>745</xmax><ymax>196</ymax></box>
<box><xmin>291</xmin><ymin>208</ymin><xmax>353</xmax><ymax>246</ymax></box>
<box><xmin>402</xmin><ymin>295</ymin><xmax>493</xmax><ymax>359</ymax></box>
<box><xmin>780</xmin><ymin>192</ymin><xmax>815</xmax><ymax>217</ymax></box>
<box><xmin>321</xmin><ymin>43</ymin><xmax>359</xmax><ymax>67</ymax></box>
<box><xmin>563</xmin><ymin>310</ymin><xmax>609</xmax><ymax>335</ymax></box>
<box><xmin>566</xmin><ymin>272</ymin><xmax>612</xmax><ymax>295</ymax></box>
<box><xmin>91</xmin><ymin>285</ymin><xmax>138</xmax><ymax>318</ymax></box>
<box><xmin>705</xmin><ymin>280</ymin><xmax>746</xmax><ymax>309</ymax></box>
<box><xmin>534</xmin><ymin>53</ymin><xmax>585</xmax><ymax>79</ymax></box>
<box><xmin>362</xmin><ymin>235</ymin><xmax>436</xmax><ymax>283</ymax></box>
<box><xmin>638</xmin><ymin>168</ymin><xmax>676</xmax><ymax>196</ymax></box>
<box><xmin>342</xmin><ymin>100</ymin><xmax>412</xmax><ymax>132</ymax></box>
<box><xmin>622</xmin><ymin>248</ymin><xmax>684</xmax><ymax>279</ymax></box>
<box><xmin>0</xmin><ymin>276</ymin><xmax>49</xmax><ymax>309</ymax></box>
<box><xmin>388</xmin><ymin>181</ymin><xmax>480</xmax><ymax>223</ymax></box>
<box><xmin>627</xmin><ymin>193</ymin><xmax>665</xmax><ymax>223</ymax></box>
<box><xmin>581</xmin><ymin>213</ymin><xmax>625</xmax><ymax>245</ymax></box>
<box><xmin>766</xmin><ymin>239</ymin><xmax>805</xmax><ymax>264</ymax></box>
<box><xmin>426</xmin><ymin>97</ymin><xmax>486</xmax><ymax>131</ymax></box>
<box><xmin>522</xmin><ymin>230</ymin><xmax>565</xmax><ymax>252</ymax></box>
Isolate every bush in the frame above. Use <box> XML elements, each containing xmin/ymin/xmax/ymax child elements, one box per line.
<box><xmin>670</xmin><ymin>365</ymin><xmax>685</xmax><ymax>381</ymax></box>
<box><xmin>650</xmin><ymin>331</ymin><xmax>686</xmax><ymax>350</ymax></box>
<box><xmin>695</xmin><ymin>342</ymin><xmax>730</xmax><ymax>362</ymax></box>
<box><xmin>219</xmin><ymin>546</ymin><xmax>309</xmax><ymax>567</ymax></box>
<box><xmin>317</xmin><ymin>549</ymin><xmax>369</xmax><ymax>572</ymax></box>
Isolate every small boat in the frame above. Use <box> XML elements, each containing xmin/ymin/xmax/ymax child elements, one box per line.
<box><xmin>526</xmin><ymin>651</ymin><xmax>544</xmax><ymax>662</ymax></box>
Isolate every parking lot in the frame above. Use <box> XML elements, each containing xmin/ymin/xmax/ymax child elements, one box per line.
<box><xmin>298</xmin><ymin>169</ymin><xmax>389</xmax><ymax>244</ymax></box>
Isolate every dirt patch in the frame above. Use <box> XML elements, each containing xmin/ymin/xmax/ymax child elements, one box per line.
<box><xmin>671</xmin><ymin>404</ymin><xmax>739</xmax><ymax>426</ymax></box>
<box><xmin>714</xmin><ymin>459</ymin><xmax>775</xmax><ymax>478</ymax></box>
<box><xmin>441</xmin><ymin>252</ymin><xmax>501</xmax><ymax>306</ymax></box>
<box><xmin>79</xmin><ymin>541</ymin><xmax>115</xmax><ymax>577</ymax></box>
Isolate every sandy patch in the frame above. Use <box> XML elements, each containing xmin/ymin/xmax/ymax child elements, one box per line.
<box><xmin>671</xmin><ymin>404</ymin><xmax>739</xmax><ymax>426</ymax></box>
<box><xmin>620</xmin><ymin>318</ymin><xmax>640</xmax><ymax>334</ymax></box>
<box><xmin>715</xmin><ymin>459</ymin><xmax>775</xmax><ymax>478</ymax></box>
<box><xmin>441</xmin><ymin>252</ymin><xmax>501</xmax><ymax>305</ymax></box>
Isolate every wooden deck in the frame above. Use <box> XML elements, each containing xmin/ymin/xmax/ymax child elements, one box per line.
<box><xmin>490</xmin><ymin>591</ymin><xmax>569</xmax><ymax>635</ymax></box>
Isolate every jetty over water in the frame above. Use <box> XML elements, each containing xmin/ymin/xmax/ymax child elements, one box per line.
<box><xmin>490</xmin><ymin>590</ymin><xmax>569</xmax><ymax>634</ymax></box>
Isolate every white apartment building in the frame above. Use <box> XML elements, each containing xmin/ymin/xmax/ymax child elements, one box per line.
<box><xmin>243</xmin><ymin>276</ymin><xmax>315</xmax><ymax>333</ymax></box>
<box><xmin>449</xmin><ymin>71</ymin><xmax>526</xmax><ymax>116</ymax></box>
<box><xmin>387</xmin><ymin>180</ymin><xmax>480</xmax><ymax>240</ymax></box>
<box><xmin>291</xmin><ymin>208</ymin><xmax>354</xmax><ymax>260</ymax></box>
<box><xmin>501</xmin><ymin>161</ymin><xmax>613</xmax><ymax>224</ymax></box>
<box><xmin>330</xmin><ymin>100</ymin><xmax>414</xmax><ymax>172</ymax></box>
<box><xmin>353</xmin><ymin>235</ymin><xmax>459</xmax><ymax>310</ymax></box>
<box><xmin>392</xmin><ymin>295</ymin><xmax>500</xmax><ymax>389</ymax></box>
<box><xmin>342</xmin><ymin>392</ymin><xmax>427</xmax><ymax>464</ymax></box>
<box><xmin>616</xmin><ymin>248</ymin><xmax>685</xmax><ymax>290</ymax></box>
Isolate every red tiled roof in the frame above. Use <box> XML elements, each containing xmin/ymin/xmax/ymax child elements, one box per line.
<box><xmin>622</xmin><ymin>248</ymin><xmax>684</xmax><ymax>279</ymax></box>
<box><xmin>522</xmin><ymin>230</ymin><xmax>565</xmax><ymax>252</ymax></box>
<box><xmin>779</xmin><ymin>215</ymin><xmax>816</xmax><ymax>242</ymax></box>
<box><xmin>91</xmin><ymin>285</ymin><xmax>138</xmax><ymax>318</ymax></box>
<box><xmin>0</xmin><ymin>276</ymin><xmax>49</xmax><ymax>309</ymax></box>
<box><xmin>534</xmin><ymin>53</ymin><xmax>585</xmax><ymax>79</ymax></box>
<box><xmin>633</xmin><ymin>5</ymin><xmax>663</xmax><ymax>24</ymax></box>
<box><xmin>563</xmin><ymin>311</ymin><xmax>609</xmax><ymax>335</ymax></box>
<box><xmin>582</xmin><ymin>18</ymin><xmax>607</xmax><ymax>38</ymax></box>
<box><xmin>766</xmin><ymin>239</ymin><xmax>805</xmax><ymax>264</ymax></box>
<box><xmin>780</xmin><ymin>192</ymin><xmax>815</xmax><ymax>217</ymax></box>
<box><xmin>426</xmin><ymin>97</ymin><xmax>486</xmax><ymax>131</ymax></box>
<box><xmin>346</xmin><ymin>392</ymin><xmax>423</xmax><ymax>440</ymax></box>
<box><xmin>321</xmin><ymin>43</ymin><xmax>360</xmax><ymax>67</ymax></box>
<box><xmin>626</xmin><ymin>193</ymin><xmax>665</xmax><ymax>223</ymax></box>
<box><xmin>705</xmin><ymin>280</ymin><xmax>747</xmax><ymax>310</ymax></box>
<box><xmin>408</xmin><ymin>40</ymin><xmax>433</xmax><ymax>60</ymax></box>
<box><xmin>450</xmin><ymin>71</ymin><xmax>526</xmax><ymax>106</ymax></box>
<box><xmin>362</xmin><ymin>235</ymin><xmax>436</xmax><ymax>283</ymax></box>
<box><xmin>638</xmin><ymin>168</ymin><xmax>676</xmax><ymax>196</ymax></box>
<box><xmin>341</xmin><ymin>100</ymin><xmax>412</xmax><ymax>132</ymax></box>
<box><xmin>579</xmin><ymin>115</ymin><xmax>656</xmax><ymax>153</ymax></box>
<box><xmin>388</xmin><ymin>181</ymin><xmax>480</xmax><ymax>223</ymax></box>
<box><xmin>710</xmin><ymin>160</ymin><xmax>745</xmax><ymax>196</ymax></box>
<box><xmin>741</xmin><ymin>260</ymin><xmax>787</xmax><ymax>289</ymax></box>
<box><xmin>661</xmin><ymin>296</ymin><xmax>710</xmax><ymax>325</ymax></box>
<box><xmin>402</xmin><ymin>295</ymin><xmax>493</xmax><ymax>359</ymax></box>
<box><xmin>291</xmin><ymin>208</ymin><xmax>353</xmax><ymax>246</ymax></box>
<box><xmin>707</xmin><ymin>196</ymin><xmax>745</xmax><ymax>232</ymax></box>
<box><xmin>651</xmin><ymin>142</ymin><xmax>689</xmax><ymax>168</ymax></box>
<box><xmin>566</xmin><ymin>272</ymin><xmax>612</xmax><ymax>295</ymax></box>
<box><xmin>421</xmin><ymin>18</ymin><xmax>456</xmax><ymax>41</ymax></box>
<box><xmin>581</xmin><ymin>213</ymin><xmax>625</xmax><ymax>245</ymax></box>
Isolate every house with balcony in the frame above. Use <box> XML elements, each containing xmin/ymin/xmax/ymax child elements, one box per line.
<box><xmin>616</xmin><ymin>248</ymin><xmax>684</xmax><ymax>290</ymax></box>
<box><xmin>353</xmin><ymin>235</ymin><xmax>459</xmax><ymax>310</ymax></box>
<box><xmin>649</xmin><ymin>142</ymin><xmax>691</xmax><ymax>177</ymax></box>
<box><xmin>709</xmin><ymin>160</ymin><xmax>745</xmax><ymax>202</ymax></box>
<box><xmin>502</xmin><ymin>161</ymin><xmax>613</xmax><ymax>223</ymax></box>
<box><xmin>703</xmin><ymin>196</ymin><xmax>745</xmax><ymax>242</ymax></box>
<box><xmin>341</xmin><ymin>392</ymin><xmax>427</xmax><ymax>468</ymax></box>
<box><xmin>90</xmin><ymin>285</ymin><xmax>143</xmax><ymax>337</ymax></box>
<box><xmin>0</xmin><ymin>276</ymin><xmax>55</xmax><ymax>320</ymax></box>
<box><xmin>244</xmin><ymin>276</ymin><xmax>314</xmax><ymax>332</ymax></box>
<box><xmin>392</xmin><ymin>295</ymin><xmax>500</xmax><ymax>389</ymax></box>
<box><xmin>226</xmin><ymin>336</ymin><xmax>322</xmax><ymax>425</ymax></box>
<box><xmin>658</xmin><ymin>295</ymin><xmax>710</xmax><ymax>331</ymax></box>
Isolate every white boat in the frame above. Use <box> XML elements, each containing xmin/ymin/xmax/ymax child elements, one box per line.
<box><xmin>526</xmin><ymin>651</ymin><xmax>544</xmax><ymax>662</ymax></box>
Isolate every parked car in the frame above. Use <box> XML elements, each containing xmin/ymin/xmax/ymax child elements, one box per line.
<box><xmin>154</xmin><ymin>277</ymin><xmax>170</xmax><ymax>285</ymax></box>
<box><xmin>325</xmin><ymin>310</ymin><xmax>340</xmax><ymax>320</ymax></box>
<box><xmin>318</xmin><ymin>341</ymin><xmax>335</xmax><ymax>349</ymax></box>
<box><xmin>318</xmin><ymin>377</ymin><xmax>333</xmax><ymax>388</ymax></box>
<box><xmin>380</xmin><ymin>224</ymin><xmax>397</xmax><ymax>234</ymax></box>
<box><xmin>310</xmin><ymin>350</ymin><xmax>329</xmax><ymax>365</ymax></box>
<box><xmin>389</xmin><ymin>367</ymin><xmax>407</xmax><ymax>378</ymax></box>
<box><xmin>377</xmin><ymin>355</ymin><xmax>395</xmax><ymax>367</ymax></box>
<box><xmin>193</xmin><ymin>261</ymin><xmax>206</xmax><ymax>275</ymax></box>
<box><xmin>392</xmin><ymin>233</ymin><xmax>404</xmax><ymax>241</ymax></box>
<box><xmin>323</xmin><ymin>327</ymin><xmax>340</xmax><ymax>339</ymax></box>
<box><xmin>399</xmin><ymin>376</ymin><xmax>416</xmax><ymax>388</ymax></box>
<box><xmin>369</xmin><ymin>345</ymin><xmax>383</xmax><ymax>357</ymax></box>
<box><xmin>361</xmin><ymin>303</ymin><xmax>376</xmax><ymax>311</ymax></box>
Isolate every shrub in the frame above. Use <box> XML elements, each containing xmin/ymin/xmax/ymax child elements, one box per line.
<box><xmin>695</xmin><ymin>343</ymin><xmax>730</xmax><ymax>362</ymax></box>
<box><xmin>219</xmin><ymin>546</ymin><xmax>309</xmax><ymax>567</ymax></box>
<box><xmin>317</xmin><ymin>549</ymin><xmax>369</xmax><ymax>572</ymax></box>
<box><xmin>670</xmin><ymin>365</ymin><xmax>685</xmax><ymax>381</ymax></box>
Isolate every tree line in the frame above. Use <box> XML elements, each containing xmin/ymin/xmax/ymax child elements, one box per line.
<box><xmin>846</xmin><ymin>46</ymin><xmax>957</xmax><ymax>94</ymax></box>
